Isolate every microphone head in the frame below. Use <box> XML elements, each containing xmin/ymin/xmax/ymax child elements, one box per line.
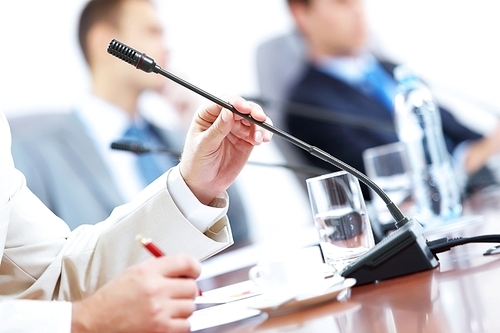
<box><xmin>107</xmin><ymin>39</ymin><xmax>156</xmax><ymax>73</ymax></box>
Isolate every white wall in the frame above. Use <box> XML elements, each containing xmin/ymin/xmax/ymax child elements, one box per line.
<box><xmin>0</xmin><ymin>0</ymin><xmax>90</xmax><ymax>114</ymax></box>
<box><xmin>0</xmin><ymin>0</ymin><xmax>294</xmax><ymax>115</ymax></box>
<box><xmin>159</xmin><ymin>0</ymin><xmax>294</xmax><ymax>98</ymax></box>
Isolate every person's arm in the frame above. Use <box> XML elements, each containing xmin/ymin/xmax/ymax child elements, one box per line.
<box><xmin>1</xmin><ymin>96</ymin><xmax>272</xmax><ymax>333</ymax></box>
<box><xmin>463</xmin><ymin>123</ymin><xmax>500</xmax><ymax>174</ymax></box>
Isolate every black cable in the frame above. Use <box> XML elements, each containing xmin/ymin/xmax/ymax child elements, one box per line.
<box><xmin>427</xmin><ymin>235</ymin><xmax>500</xmax><ymax>254</ymax></box>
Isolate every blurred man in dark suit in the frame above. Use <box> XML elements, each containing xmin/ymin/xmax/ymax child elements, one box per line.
<box><xmin>281</xmin><ymin>0</ymin><xmax>500</xmax><ymax>198</ymax></box>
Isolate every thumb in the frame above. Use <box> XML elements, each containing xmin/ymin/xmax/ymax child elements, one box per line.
<box><xmin>203</xmin><ymin>108</ymin><xmax>234</xmax><ymax>144</ymax></box>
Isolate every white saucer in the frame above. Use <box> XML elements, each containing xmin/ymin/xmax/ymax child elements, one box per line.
<box><xmin>245</xmin><ymin>277</ymin><xmax>356</xmax><ymax>317</ymax></box>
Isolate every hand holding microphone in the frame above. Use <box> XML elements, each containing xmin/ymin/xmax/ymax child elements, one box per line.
<box><xmin>180</xmin><ymin>96</ymin><xmax>273</xmax><ymax>205</ymax></box>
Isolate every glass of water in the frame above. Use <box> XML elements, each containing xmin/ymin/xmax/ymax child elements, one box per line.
<box><xmin>306</xmin><ymin>171</ymin><xmax>375</xmax><ymax>273</ymax></box>
<box><xmin>362</xmin><ymin>142</ymin><xmax>414</xmax><ymax>225</ymax></box>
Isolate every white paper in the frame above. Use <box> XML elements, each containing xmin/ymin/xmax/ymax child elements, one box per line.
<box><xmin>189</xmin><ymin>302</ymin><xmax>263</xmax><ymax>332</ymax></box>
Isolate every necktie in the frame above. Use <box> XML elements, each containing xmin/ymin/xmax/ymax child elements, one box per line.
<box><xmin>122</xmin><ymin>122</ymin><xmax>177</xmax><ymax>186</ymax></box>
<box><xmin>360</xmin><ymin>64</ymin><xmax>396</xmax><ymax>112</ymax></box>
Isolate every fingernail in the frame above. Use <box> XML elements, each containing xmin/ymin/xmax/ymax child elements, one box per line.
<box><xmin>254</xmin><ymin>131</ymin><xmax>263</xmax><ymax>143</ymax></box>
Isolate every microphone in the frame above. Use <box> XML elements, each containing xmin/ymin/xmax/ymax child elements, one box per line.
<box><xmin>107</xmin><ymin>39</ymin><xmax>407</xmax><ymax>226</ymax></box>
<box><xmin>107</xmin><ymin>39</ymin><xmax>439</xmax><ymax>285</ymax></box>
<box><xmin>111</xmin><ymin>140</ymin><xmax>177</xmax><ymax>155</ymax></box>
<box><xmin>111</xmin><ymin>140</ymin><xmax>330</xmax><ymax>176</ymax></box>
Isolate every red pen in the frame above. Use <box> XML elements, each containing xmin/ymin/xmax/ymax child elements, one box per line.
<box><xmin>136</xmin><ymin>234</ymin><xmax>203</xmax><ymax>296</ymax></box>
<box><xmin>137</xmin><ymin>235</ymin><xmax>164</xmax><ymax>257</ymax></box>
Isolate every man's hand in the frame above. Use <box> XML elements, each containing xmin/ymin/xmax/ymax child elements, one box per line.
<box><xmin>72</xmin><ymin>255</ymin><xmax>201</xmax><ymax>333</ymax></box>
<box><xmin>179</xmin><ymin>96</ymin><xmax>273</xmax><ymax>205</ymax></box>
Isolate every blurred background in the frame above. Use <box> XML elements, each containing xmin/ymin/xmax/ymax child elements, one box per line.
<box><xmin>1</xmin><ymin>0</ymin><xmax>499</xmax><ymax>131</ymax></box>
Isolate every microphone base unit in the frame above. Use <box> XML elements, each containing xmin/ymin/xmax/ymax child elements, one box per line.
<box><xmin>340</xmin><ymin>219</ymin><xmax>439</xmax><ymax>285</ymax></box>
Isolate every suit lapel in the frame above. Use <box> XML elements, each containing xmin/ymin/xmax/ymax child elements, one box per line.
<box><xmin>59</xmin><ymin>112</ymin><xmax>124</xmax><ymax>209</ymax></box>
<box><xmin>290</xmin><ymin>65</ymin><xmax>396</xmax><ymax>134</ymax></box>
<box><xmin>314</xmin><ymin>66</ymin><xmax>393</xmax><ymax>119</ymax></box>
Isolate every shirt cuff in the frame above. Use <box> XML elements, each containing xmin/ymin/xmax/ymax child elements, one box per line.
<box><xmin>166</xmin><ymin>166</ymin><xmax>228</xmax><ymax>232</ymax></box>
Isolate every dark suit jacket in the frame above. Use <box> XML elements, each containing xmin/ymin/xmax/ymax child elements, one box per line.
<box><xmin>283</xmin><ymin>61</ymin><xmax>484</xmax><ymax>198</ymax></box>
<box><xmin>9</xmin><ymin>111</ymin><xmax>249</xmax><ymax>243</ymax></box>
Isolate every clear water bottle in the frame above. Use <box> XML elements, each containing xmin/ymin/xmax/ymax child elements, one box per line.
<box><xmin>393</xmin><ymin>65</ymin><xmax>462</xmax><ymax>225</ymax></box>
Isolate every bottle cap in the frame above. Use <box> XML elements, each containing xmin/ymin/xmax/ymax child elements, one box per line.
<box><xmin>393</xmin><ymin>65</ymin><xmax>416</xmax><ymax>83</ymax></box>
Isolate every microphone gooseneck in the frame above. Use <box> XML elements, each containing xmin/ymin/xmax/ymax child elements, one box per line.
<box><xmin>111</xmin><ymin>140</ymin><xmax>151</xmax><ymax>154</ymax></box>
<box><xmin>107</xmin><ymin>39</ymin><xmax>409</xmax><ymax>228</ymax></box>
<box><xmin>107</xmin><ymin>39</ymin><xmax>500</xmax><ymax>285</ymax></box>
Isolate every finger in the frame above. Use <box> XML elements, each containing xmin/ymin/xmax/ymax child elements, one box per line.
<box><xmin>153</xmin><ymin>255</ymin><xmax>202</xmax><ymax>279</ymax></box>
<box><xmin>202</xmin><ymin>107</ymin><xmax>234</xmax><ymax>145</ymax></box>
<box><xmin>167</xmin><ymin>299</ymin><xmax>197</xmax><ymax>318</ymax></box>
<box><xmin>156</xmin><ymin>318</ymin><xmax>191</xmax><ymax>333</ymax></box>
<box><xmin>207</xmin><ymin>96</ymin><xmax>266</xmax><ymax>126</ymax></box>
<box><xmin>244</xmin><ymin>99</ymin><xmax>267</xmax><ymax>122</ymax></box>
<box><xmin>230</xmin><ymin>116</ymin><xmax>271</xmax><ymax>145</ymax></box>
<box><xmin>240</xmin><ymin>118</ymin><xmax>252</xmax><ymax>127</ymax></box>
<box><xmin>242</xmin><ymin>101</ymin><xmax>271</xmax><ymax>143</ymax></box>
<box><xmin>261</xmin><ymin>117</ymin><xmax>274</xmax><ymax>142</ymax></box>
<box><xmin>166</xmin><ymin>278</ymin><xmax>200</xmax><ymax>299</ymax></box>
<box><xmin>196</xmin><ymin>101</ymin><xmax>224</xmax><ymax>126</ymax></box>
<box><xmin>227</xmin><ymin>97</ymin><xmax>261</xmax><ymax>121</ymax></box>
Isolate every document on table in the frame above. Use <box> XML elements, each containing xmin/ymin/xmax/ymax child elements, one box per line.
<box><xmin>190</xmin><ymin>280</ymin><xmax>265</xmax><ymax>331</ymax></box>
<box><xmin>195</xmin><ymin>280</ymin><xmax>261</xmax><ymax>304</ymax></box>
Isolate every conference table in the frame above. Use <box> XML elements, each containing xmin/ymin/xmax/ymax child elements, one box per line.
<box><xmin>196</xmin><ymin>183</ymin><xmax>500</xmax><ymax>333</ymax></box>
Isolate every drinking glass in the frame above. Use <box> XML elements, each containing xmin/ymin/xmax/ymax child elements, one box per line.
<box><xmin>306</xmin><ymin>171</ymin><xmax>375</xmax><ymax>273</ymax></box>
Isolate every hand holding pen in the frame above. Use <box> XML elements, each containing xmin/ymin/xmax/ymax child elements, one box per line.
<box><xmin>72</xmin><ymin>238</ymin><xmax>201</xmax><ymax>333</ymax></box>
<box><xmin>137</xmin><ymin>234</ymin><xmax>203</xmax><ymax>296</ymax></box>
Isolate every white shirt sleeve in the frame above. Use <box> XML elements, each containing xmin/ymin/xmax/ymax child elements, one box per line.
<box><xmin>166</xmin><ymin>166</ymin><xmax>228</xmax><ymax>232</ymax></box>
<box><xmin>0</xmin><ymin>300</ymin><xmax>72</xmax><ymax>333</ymax></box>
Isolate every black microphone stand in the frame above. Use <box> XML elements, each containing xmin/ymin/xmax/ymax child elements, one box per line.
<box><xmin>107</xmin><ymin>39</ymin><xmax>480</xmax><ymax>285</ymax></box>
